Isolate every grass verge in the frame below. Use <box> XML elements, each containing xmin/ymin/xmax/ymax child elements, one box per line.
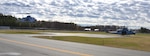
<box><xmin>0</xmin><ymin>29</ymin><xmax>109</xmax><ymax>34</ymax></box>
<box><xmin>0</xmin><ymin>30</ymin><xmax>41</xmax><ymax>34</ymax></box>
<box><xmin>57</xmin><ymin>31</ymin><xmax>108</xmax><ymax>34</ymax></box>
<box><xmin>34</xmin><ymin>34</ymin><xmax>150</xmax><ymax>52</ymax></box>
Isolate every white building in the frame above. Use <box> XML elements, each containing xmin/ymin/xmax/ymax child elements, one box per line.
<box><xmin>84</xmin><ymin>28</ymin><xmax>91</xmax><ymax>31</ymax></box>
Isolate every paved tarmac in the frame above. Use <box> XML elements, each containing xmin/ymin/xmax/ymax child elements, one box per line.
<box><xmin>0</xmin><ymin>33</ymin><xmax>150</xmax><ymax>56</ymax></box>
<box><xmin>33</xmin><ymin>32</ymin><xmax>121</xmax><ymax>38</ymax></box>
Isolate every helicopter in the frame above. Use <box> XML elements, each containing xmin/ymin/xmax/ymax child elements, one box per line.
<box><xmin>108</xmin><ymin>28</ymin><xmax>136</xmax><ymax>35</ymax></box>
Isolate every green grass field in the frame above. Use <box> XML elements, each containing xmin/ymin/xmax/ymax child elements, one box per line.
<box><xmin>0</xmin><ymin>30</ymin><xmax>42</xmax><ymax>34</ymax></box>
<box><xmin>0</xmin><ymin>29</ymin><xmax>108</xmax><ymax>34</ymax></box>
<box><xmin>34</xmin><ymin>34</ymin><xmax>150</xmax><ymax>52</ymax></box>
<box><xmin>57</xmin><ymin>30</ymin><xmax>108</xmax><ymax>34</ymax></box>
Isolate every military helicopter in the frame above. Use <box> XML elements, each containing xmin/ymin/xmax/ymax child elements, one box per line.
<box><xmin>108</xmin><ymin>28</ymin><xmax>136</xmax><ymax>35</ymax></box>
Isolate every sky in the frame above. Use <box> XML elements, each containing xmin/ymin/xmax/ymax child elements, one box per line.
<box><xmin>0</xmin><ymin>0</ymin><xmax>150</xmax><ymax>29</ymax></box>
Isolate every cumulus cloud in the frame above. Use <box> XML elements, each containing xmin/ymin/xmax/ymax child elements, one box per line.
<box><xmin>0</xmin><ymin>0</ymin><xmax>150</xmax><ymax>29</ymax></box>
<box><xmin>50</xmin><ymin>15</ymin><xmax>150</xmax><ymax>29</ymax></box>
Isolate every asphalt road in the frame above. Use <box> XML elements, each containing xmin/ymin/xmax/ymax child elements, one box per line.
<box><xmin>0</xmin><ymin>33</ymin><xmax>150</xmax><ymax>56</ymax></box>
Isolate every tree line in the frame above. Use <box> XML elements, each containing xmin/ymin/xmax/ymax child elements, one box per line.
<box><xmin>0</xmin><ymin>13</ymin><xmax>149</xmax><ymax>33</ymax></box>
<box><xmin>0</xmin><ymin>13</ymin><xmax>17</xmax><ymax>26</ymax></box>
<box><xmin>0</xmin><ymin>13</ymin><xmax>81</xmax><ymax>30</ymax></box>
<box><xmin>139</xmin><ymin>27</ymin><xmax>150</xmax><ymax>33</ymax></box>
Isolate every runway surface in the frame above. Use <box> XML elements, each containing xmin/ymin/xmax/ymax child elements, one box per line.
<box><xmin>33</xmin><ymin>32</ymin><xmax>121</xmax><ymax>38</ymax></box>
<box><xmin>0</xmin><ymin>33</ymin><xmax>150</xmax><ymax>56</ymax></box>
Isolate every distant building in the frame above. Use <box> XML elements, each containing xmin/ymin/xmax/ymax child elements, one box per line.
<box><xmin>19</xmin><ymin>16</ymin><xmax>36</xmax><ymax>22</ymax></box>
<box><xmin>83</xmin><ymin>25</ymin><xmax>125</xmax><ymax>32</ymax></box>
<box><xmin>94</xmin><ymin>29</ymin><xmax>99</xmax><ymax>31</ymax></box>
<box><xmin>84</xmin><ymin>28</ymin><xmax>91</xmax><ymax>31</ymax></box>
<box><xmin>0</xmin><ymin>26</ymin><xmax>10</xmax><ymax>29</ymax></box>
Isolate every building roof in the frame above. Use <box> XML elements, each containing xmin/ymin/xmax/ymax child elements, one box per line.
<box><xmin>19</xmin><ymin>16</ymin><xmax>36</xmax><ymax>22</ymax></box>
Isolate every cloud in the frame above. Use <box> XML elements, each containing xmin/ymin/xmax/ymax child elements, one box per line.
<box><xmin>49</xmin><ymin>15</ymin><xmax>150</xmax><ymax>29</ymax></box>
<box><xmin>0</xmin><ymin>0</ymin><xmax>150</xmax><ymax>29</ymax></box>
